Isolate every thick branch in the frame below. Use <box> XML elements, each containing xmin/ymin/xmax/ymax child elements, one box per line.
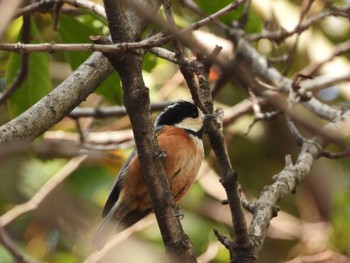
<box><xmin>0</xmin><ymin>52</ymin><xmax>113</xmax><ymax>146</ymax></box>
<box><xmin>230</xmin><ymin>33</ymin><xmax>341</xmax><ymax>121</ymax></box>
<box><xmin>0</xmin><ymin>0</ymin><xmax>161</xmax><ymax>147</ymax></box>
<box><xmin>101</xmin><ymin>0</ymin><xmax>196</xmax><ymax>261</ymax></box>
<box><xmin>250</xmin><ymin>111</ymin><xmax>350</xmax><ymax>253</ymax></box>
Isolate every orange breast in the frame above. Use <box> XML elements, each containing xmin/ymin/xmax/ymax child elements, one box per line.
<box><xmin>121</xmin><ymin>126</ymin><xmax>204</xmax><ymax>210</ymax></box>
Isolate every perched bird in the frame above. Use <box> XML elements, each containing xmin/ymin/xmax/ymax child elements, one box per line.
<box><xmin>92</xmin><ymin>101</ymin><xmax>213</xmax><ymax>250</ymax></box>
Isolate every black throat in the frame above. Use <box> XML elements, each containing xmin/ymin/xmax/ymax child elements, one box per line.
<box><xmin>185</xmin><ymin>128</ymin><xmax>203</xmax><ymax>139</ymax></box>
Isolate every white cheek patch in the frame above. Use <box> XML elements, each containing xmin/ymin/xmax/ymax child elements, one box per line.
<box><xmin>175</xmin><ymin>116</ymin><xmax>204</xmax><ymax>132</ymax></box>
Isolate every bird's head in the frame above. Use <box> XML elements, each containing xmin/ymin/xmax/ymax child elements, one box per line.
<box><xmin>155</xmin><ymin>101</ymin><xmax>215</xmax><ymax>137</ymax></box>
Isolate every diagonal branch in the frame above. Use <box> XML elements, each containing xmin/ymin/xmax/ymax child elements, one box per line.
<box><xmin>250</xmin><ymin>111</ymin><xmax>350</xmax><ymax>253</ymax></box>
<box><xmin>0</xmin><ymin>227</ymin><xmax>42</xmax><ymax>263</ymax></box>
<box><xmin>0</xmin><ymin>51</ymin><xmax>113</xmax><ymax>146</ymax></box>
<box><xmin>0</xmin><ymin>0</ymin><xmax>161</xmax><ymax>147</ymax></box>
<box><xmin>0</xmin><ymin>156</ymin><xmax>86</xmax><ymax>263</ymax></box>
<box><xmin>0</xmin><ymin>155</ymin><xmax>87</xmax><ymax>227</ymax></box>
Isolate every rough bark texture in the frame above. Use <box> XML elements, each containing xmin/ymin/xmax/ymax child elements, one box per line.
<box><xmin>0</xmin><ymin>52</ymin><xmax>113</xmax><ymax>146</ymax></box>
<box><xmin>0</xmin><ymin>0</ymin><xmax>160</xmax><ymax>147</ymax></box>
<box><xmin>101</xmin><ymin>0</ymin><xmax>197</xmax><ymax>261</ymax></box>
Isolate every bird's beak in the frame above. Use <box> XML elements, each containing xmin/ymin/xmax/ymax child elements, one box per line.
<box><xmin>203</xmin><ymin>114</ymin><xmax>216</xmax><ymax>121</ymax></box>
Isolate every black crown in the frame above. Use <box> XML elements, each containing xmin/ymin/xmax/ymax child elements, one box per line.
<box><xmin>155</xmin><ymin>101</ymin><xmax>199</xmax><ymax>127</ymax></box>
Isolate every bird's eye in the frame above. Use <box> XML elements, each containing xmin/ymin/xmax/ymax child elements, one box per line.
<box><xmin>190</xmin><ymin>112</ymin><xmax>197</xmax><ymax>118</ymax></box>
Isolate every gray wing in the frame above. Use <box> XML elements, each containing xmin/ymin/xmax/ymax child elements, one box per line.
<box><xmin>101</xmin><ymin>150</ymin><xmax>136</xmax><ymax>217</ymax></box>
<box><xmin>92</xmin><ymin>202</ymin><xmax>119</xmax><ymax>250</ymax></box>
<box><xmin>92</xmin><ymin>150</ymin><xmax>137</xmax><ymax>250</ymax></box>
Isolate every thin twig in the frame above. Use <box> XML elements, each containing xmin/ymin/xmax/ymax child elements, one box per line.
<box><xmin>0</xmin><ymin>155</ymin><xmax>87</xmax><ymax>227</ymax></box>
<box><xmin>286</xmin><ymin>114</ymin><xmax>305</xmax><ymax>146</ymax></box>
<box><xmin>302</xmin><ymin>39</ymin><xmax>350</xmax><ymax>76</ymax></box>
<box><xmin>282</xmin><ymin>0</ymin><xmax>315</xmax><ymax>75</ymax></box>
<box><xmin>15</xmin><ymin>0</ymin><xmax>107</xmax><ymax>20</ymax></box>
<box><xmin>84</xmin><ymin>217</ymin><xmax>155</xmax><ymax>263</ymax></box>
<box><xmin>237</xmin><ymin>0</ymin><xmax>251</xmax><ymax>29</ymax></box>
<box><xmin>0</xmin><ymin>227</ymin><xmax>42</xmax><ymax>263</ymax></box>
<box><xmin>182</xmin><ymin>0</ymin><xmax>248</xmax><ymax>34</ymax></box>
<box><xmin>321</xmin><ymin>148</ymin><xmax>350</xmax><ymax>159</ymax></box>
<box><xmin>0</xmin><ymin>41</ymin><xmax>160</xmax><ymax>53</ymax></box>
<box><xmin>69</xmin><ymin>101</ymin><xmax>174</xmax><ymax>118</ymax></box>
<box><xmin>248</xmin><ymin>8</ymin><xmax>347</xmax><ymax>41</ymax></box>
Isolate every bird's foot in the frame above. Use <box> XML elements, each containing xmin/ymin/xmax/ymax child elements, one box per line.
<box><xmin>174</xmin><ymin>206</ymin><xmax>184</xmax><ymax>220</ymax></box>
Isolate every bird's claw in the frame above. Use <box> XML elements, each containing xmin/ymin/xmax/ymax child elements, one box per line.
<box><xmin>174</xmin><ymin>206</ymin><xmax>184</xmax><ymax>220</ymax></box>
<box><xmin>157</xmin><ymin>149</ymin><xmax>166</xmax><ymax>159</ymax></box>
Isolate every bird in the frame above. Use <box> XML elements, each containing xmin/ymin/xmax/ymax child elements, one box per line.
<box><xmin>92</xmin><ymin>101</ymin><xmax>214</xmax><ymax>250</ymax></box>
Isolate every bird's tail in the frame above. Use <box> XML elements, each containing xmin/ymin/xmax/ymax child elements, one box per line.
<box><xmin>92</xmin><ymin>203</ymin><xmax>152</xmax><ymax>250</ymax></box>
<box><xmin>92</xmin><ymin>204</ymin><xmax>122</xmax><ymax>250</ymax></box>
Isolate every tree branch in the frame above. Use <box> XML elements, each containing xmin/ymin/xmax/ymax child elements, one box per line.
<box><xmin>0</xmin><ymin>52</ymin><xmax>113</xmax><ymax>146</ymax></box>
<box><xmin>100</xmin><ymin>0</ymin><xmax>196</xmax><ymax>261</ymax></box>
<box><xmin>14</xmin><ymin>0</ymin><xmax>107</xmax><ymax>20</ymax></box>
<box><xmin>248</xmin><ymin>6</ymin><xmax>350</xmax><ymax>41</ymax></box>
<box><xmin>0</xmin><ymin>227</ymin><xmax>41</xmax><ymax>263</ymax></box>
<box><xmin>68</xmin><ymin>101</ymin><xmax>173</xmax><ymax>118</ymax></box>
<box><xmin>0</xmin><ymin>0</ymin><xmax>161</xmax><ymax>147</ymax></box>
<box><xmin>0</xmin><ymin>155</ymin><xmax>87</xmax><ymax>227</ymax></box>
<box><xmin>0</xmin><ymin>156</ymin><xmax>86</xmax><ymax>262</ymax></box>
<box><xmin>250</xmin><ymin>111</ymin><xmax>350</xmax><ymax>253</ymax></box>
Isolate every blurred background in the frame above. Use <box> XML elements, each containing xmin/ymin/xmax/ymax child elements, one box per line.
<box><xmin>0</xmin><ymin>0</ymin><xmax>350</xmax><ymax>262</ymax></box>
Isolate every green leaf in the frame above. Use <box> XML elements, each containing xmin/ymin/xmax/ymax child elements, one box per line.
<box><xmin>7</xmin><ymin>18</ymin><xmax>52</xmax><ymax>117</ymax></box>
<box><xmin>196</xmin><ymin>0</ymin><xmax>240</xmax><ymax>24</ymax></box>
<box><xmin>58</xmin><ymin>15</ymin><xmax>97</xmax><ymax>70</ymax></box>
<box><xmin>143</xmin><ymin>51</ymin><xmax>158</xmax><ymax>72</ymax></box>
<box><xmin>196</xmin><ymin>1</ymin><xmax>262</xmax><ymax>32</ymax></box>
<box><xmin>59</xmin><ymin>14</ymin><xmax>122</xmax><ymax>104</ymax></box>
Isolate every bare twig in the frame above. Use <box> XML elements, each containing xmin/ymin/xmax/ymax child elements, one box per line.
<box><xmin>302</xmin><ymin>39</ymin><xmax>350</xmax><ymax>76</ymax></box>
<box><xmin>0</xmin><ymin>40</ymin><xmax>162</xmax><ymax>53</ymax></box>
<box><xmin>245</xmin><ymin>87</ymin><xmax>280</xmax><ymax>135</ymax></box>
<box><xmin>250</xmin><ymin>110</ymin><xmax>350</xmax><ymax>253</ymax></box>
<box><xmin>237</xmin><ymin>0</ymin><xmax>251</xmax><ymax>29</ymax></box>
<box><xmin>248</xmin><ymin>8</ymin><xmax>348</xmax><ymax>41</ymax></box>
<box><xmin>69</xmin><ymin>101</ymin><xmax>174</xmax><ymax>118</ymax></box>
<box><xmin>84</xmin><ymin>217</ymin><xmax>155</xmax><ymax>263</ymax></box>
<box><xmin>0</xmin><ymin>155</ymin><xmax>87</xmax><ymax>227</ymax></box>
<box><xmin>282</xmin><ymin>0</ymin><xmax>315</xmax><ymax>75</ymax></box>
<box><xmin>286</xmin><ymin>114</ymin><xmax>305</xmax><ymax>146</ymax></box>
<box><xmin>222</xmin><ymin>98</ymin><xmax>268</xmax><ymax>126</ymax></box>
<box><xmin>321</xmin><ymin>148</ymin><xmax>350</xmax><ymax>159</ymax></box>
<box><xmin>15</xmin><ymin>0</ymin><xmax>107</xmax><ymax>20</ymax></box>
<box><xmin>53</xmin><ymin>1</ymin><xmax>63</xmax><ymax>31</ymax></box>
<box><xmin>182</xmin><ymin>0</ymin><xmax>248</xmax><ymax>34</ymax></box>
<box><xmin>230</xmin><ymin>33</ymin><xmax>341</xmax><ymax>122</ymax></box>
<box><xmin>178</xmin><ymin>0</ymin><xmax>230</xmax><ymax>32</ymax></box>
<box><xmin>0</xmin><ymin>227</ymin><xmax>41</xmax><ymax>263</ymax></box>
<box><xmin>301</xmin><ymin>69</ymin><xmax>350</xmax><ymax>92</ymax></box>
